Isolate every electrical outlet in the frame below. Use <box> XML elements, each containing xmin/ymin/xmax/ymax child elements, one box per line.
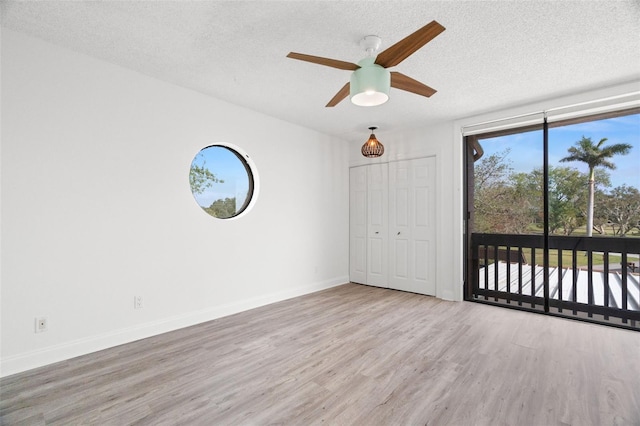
<box><xmin>134</xmin><ymin>296</ymin><xmax>143</xmax><ymax>309</ymax></box>
<box><xmin>35</xmin><ymin>317</ymin><xmax>48</xmax><ymax>333</ymax></box>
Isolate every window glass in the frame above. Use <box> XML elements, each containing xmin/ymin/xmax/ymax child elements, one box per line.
<box><xmin>189</xmin><ymin>145</ymin><xmax>255</xmax><ymax>219</ymax></box>
<box><xmin>472</xmin><ymin>129</ymin><xmax>544</xmax><ymax>234</ymax></box>
<box><xmin>469</xmin><ymin>112</ymin><xmax>639</xmax><ymax>268</ymax></box>
<box><xmin>471</xmin><ymin>112</ymin><xmax>640</xmax><ymax>237</ymax></box>
<box><xmin>548</xmin><ymin>113</ymin><xmax>640</xmax><ymax>237</ymax></box>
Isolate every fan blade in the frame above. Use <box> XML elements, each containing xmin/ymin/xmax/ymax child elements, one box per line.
<box><xmin>326</xmin><ymin>82</ymin><xmax>351</xmax><ymax>107</ymax></box>
<box><xmin>390</xmin><ymin>72</ymin><xmax>437</xmax><ymax>98</ymax></box>
<box><xmin>375</xmin><ymin>21</ymin><xmax>445</xmax><ymax>68</ymax></box>
<box><xmin>287</xmin><ymin>52</ymin><xmax>360</xmax><ymax>71</ymax></box>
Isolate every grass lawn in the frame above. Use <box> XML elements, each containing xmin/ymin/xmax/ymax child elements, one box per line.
<box><xmin>528</xmin><ymin>223</ymin><xmax>640</xmax><ymax>238</ymax></box>
<box><xmin>478</xmin><ymin>224</ymin><xmax>639</xmax><ymax>268</ymax></box>
<box><xmin>522</xmin><ymin>248</ymin><xmax>622</xmax><ymax>268</ymax></box>
<box><xmin>515</xmin><ymin>224</ymin><xmax>638</xmax><ymax>267</ymax></box>
<box><xmin>481</xmin><ymin>248</ymin><xmax>625</xmax><ymax>268</ymax></box>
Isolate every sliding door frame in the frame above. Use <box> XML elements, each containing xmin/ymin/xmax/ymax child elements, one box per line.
<box><xmin>464</xmin><ymin>107</ymin><xmax>640</xmax><ymax>329</ymax></box>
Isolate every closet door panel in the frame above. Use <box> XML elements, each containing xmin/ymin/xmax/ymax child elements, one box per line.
<box><xmin>349</xmin><ymin>167</ymin><xmax>368</xmax><ymax>284</ymax></box>
<box><xmin>389</xmin><ymin>160</ymin><xmax>410</xmax><ymax>290</ymax></box>
<box><xmin>389</xmin><ymin>157</ymin><xmax>436</xmax><ymax>295</ymax></box>
<box><xmin>366</xmin><ymin>163</ymin><xmax>388</xmax><ymax>287</ymax></box>
<box><xmin>394</xmin><ymin>239</ymin><xmax>409</xmax><ymax>278</ymax></box>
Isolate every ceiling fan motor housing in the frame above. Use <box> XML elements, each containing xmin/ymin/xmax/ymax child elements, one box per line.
<box><xmin>350</xmin><ymin>59</ymin><xmax>390</xmax><ymax>106</ymax></box>
<box><xmin>360</xmin><ymin>35</ymin><xmax>382</xmax><ymax>56</ymax></box>
<box><xmin>286</xmin><ymin>20</ymin><xmax>445</xmax><ymax>107</ymax></box>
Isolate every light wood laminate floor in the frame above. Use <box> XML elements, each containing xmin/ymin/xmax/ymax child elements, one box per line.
<box><xmin>2</xmin><ymin>284</ymin><xmax>639</xmax><ymax>425</ymax></box>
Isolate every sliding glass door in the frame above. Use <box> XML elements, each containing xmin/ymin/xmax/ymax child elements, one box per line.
<box><xmin>465</xmin><ymin>109</ymin><xmax>640</xmax><ymax>330</ymax></box>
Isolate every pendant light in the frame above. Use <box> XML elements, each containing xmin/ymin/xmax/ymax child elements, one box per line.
<box><xmin>361</xmin><ymin>126</ymin><xmax>384</xmax><ymax>158</ymax></box>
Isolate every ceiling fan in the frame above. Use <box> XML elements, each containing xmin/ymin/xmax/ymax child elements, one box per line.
<box><xmin>286</xmin><ymin>20</ymin><xmax>445</xmax><ymax>107</ymax></box>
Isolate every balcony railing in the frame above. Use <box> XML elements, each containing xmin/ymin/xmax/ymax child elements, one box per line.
<box><xmin>469</xmin><ymin>233</ymin><xmax>640</xmax><ymax>330</ymax></box>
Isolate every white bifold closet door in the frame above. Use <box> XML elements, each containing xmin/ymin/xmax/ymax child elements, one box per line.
<box><xmin>349</xmin><ymin>157</ymin><xmax>436</xmax><ymax>296</ymax></box>
<box><xmin>349</xmin><ymin>164</ymin><xmax>388</xmax><ymax>287</ymax></box>
<box><xmin>388</xmin><ymin>157</ymin><xmax>436</xmax><ymax>295</ymax></box>
<box><xmin>349</xmin><ymin>166</ymin><xmax>368</xmax><ymax>285</ymax></box>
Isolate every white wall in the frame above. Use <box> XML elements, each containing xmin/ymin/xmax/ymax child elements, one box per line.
<box><xmin>0</xmin><ymin>29</ymin><xmax>349</xmax><ymax>376</ymax></box>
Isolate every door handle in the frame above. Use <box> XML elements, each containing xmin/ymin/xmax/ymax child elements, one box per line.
<box><xmin>397</xmin><ymin>231</ymin><xmax>401</xmax><ymax>235</ymax></box>
<box><xmin>375</xmin><ymin>231</ymin><xmax>379</xmax><ymax>234</ymax></box>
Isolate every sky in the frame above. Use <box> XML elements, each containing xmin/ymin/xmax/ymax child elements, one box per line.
<box><xmin>190</xmin><ymin>146</ymin><xmax>250</xmax><ymax>208</ymax></box>
<box><xmin>479</xmin><ymin>113</ymin><xmax>640</xmax><ymax>190</ymax></box>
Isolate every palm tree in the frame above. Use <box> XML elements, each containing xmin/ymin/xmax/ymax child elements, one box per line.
<box><xmin>560</xmin><ymin>136</ymin><xmax>631</xmax><ymax>236</ymax></box>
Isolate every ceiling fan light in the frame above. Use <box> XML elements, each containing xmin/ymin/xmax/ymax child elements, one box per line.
<box><xmin>350</xmin><ymin>65</ymin><xmax>390</xmax><ymax>107</ymax></box>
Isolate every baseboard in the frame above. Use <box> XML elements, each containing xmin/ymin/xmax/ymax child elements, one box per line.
<box><xmin>0</xmin><ymin>277</ymin><xmax>348</xmax><ymax>378</ymax></box>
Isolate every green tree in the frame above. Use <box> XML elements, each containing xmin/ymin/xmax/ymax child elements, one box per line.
<box><xmin>474</xmin><ymin>150</ymin><xmax>511</xmax><ymax>232</ymax></box>
<box><xmin>559</xmin><ymin>136</ymin><xmax>631</xmax><ymax>237</ymax></box>
<box><xmin>474</xmin><ymin>148</ymin><xmax>511</xmax><ymax>192</ymax></box>
<box><xmin>474</xmin><ymin>149</ymin><xmax>534</xmax><ymax>234</ymax></box>
<box><xmin>189</xmin><ymin>154</ymin><xmax>224</xmax><ymax>195</ymax></box>
<box><xmin>205</xmin><ymin>197</ymin><xmax>237</xmax><ymax>218</ymax></box>
<box><xmin>599</xmin><ymin>185</ymin><xmax>640</xmax><ymax>236</ymax></box>
<box><xmin>512</xmin><ymin>167</ymin><xmax>580</xmax><ymax>235</ymax></box>
<box><xmin>546</xmin><ymin>167</ymin><xmax>586</xmax><ymax>235</ymax></box>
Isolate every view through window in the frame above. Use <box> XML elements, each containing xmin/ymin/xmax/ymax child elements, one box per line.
<box><xmin>473</xmin><ymin>113</ymin><xmax>640</xmax><ymax>264</ymax></box>
<box><xmin>189</xmin><ymin>145</ymin><xmax>255</xmax><ymax>219</ymax></box>
<box><xmin>467</xmin><ymin>110</ymin><xmax>640</xmax><ymax>328</ymax></box>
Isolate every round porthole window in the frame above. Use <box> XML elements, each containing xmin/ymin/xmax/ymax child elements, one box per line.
<box><xmin>189</xmin><ymin>143</ymin><xmax>258</xmax><ymax>219</ymax></box>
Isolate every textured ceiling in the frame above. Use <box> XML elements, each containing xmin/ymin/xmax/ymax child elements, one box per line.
<box><xmin>2</xmin><ymin>1</ymin><xmax>639</xmax><ymax>141</ymax></box>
